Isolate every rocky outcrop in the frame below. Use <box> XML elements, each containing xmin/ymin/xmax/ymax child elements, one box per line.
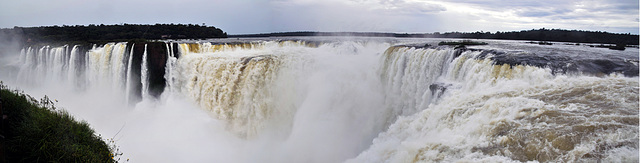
<box><xmin>392</xmin><ymin>44</ymin><xmax>639</xmax><ymax>77</ymax></box>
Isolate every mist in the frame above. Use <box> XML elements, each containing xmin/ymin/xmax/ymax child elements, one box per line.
<box><xmin>0</xmin><ymin>30</ymin><xmax>22</xmax><ymax>81</ymax></box>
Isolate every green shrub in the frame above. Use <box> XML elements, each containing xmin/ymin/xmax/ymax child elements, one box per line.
<box><xmin>0</xmin><ymin>82</ymin><xmax>117</xmax><ymax>162</ymax></box>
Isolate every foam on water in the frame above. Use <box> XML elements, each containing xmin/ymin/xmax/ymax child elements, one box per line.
<box><xmin>351</xmin><ymin>47</ymin><xmax>638</xmax><ymax>162</ymax></box>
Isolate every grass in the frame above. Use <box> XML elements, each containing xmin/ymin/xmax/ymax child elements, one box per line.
<box><xmin>0</xmin><ymin>82</ymin><xmax>117</xmax><ymax>162</ymax></box>
<box><xmin>438</xmin><ymin>40</ymin><xmax>488</xmax><ymax>46</ymax></box>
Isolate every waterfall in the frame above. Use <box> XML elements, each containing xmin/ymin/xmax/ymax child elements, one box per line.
<box><xmin>49</xmin><ymin>45</ymin><xmax>67</xmax><ymax>83</ymax></box>
<box><xmin>164</xmin><ymin>43</ymin><xmax>177</xmax><ymax>93</ymax></box>
<box><xmin>379</xmin><ymin>46</ymin><xmax>457</xmax><ymax>122</ymax></box>
<box><xmin>125</xmin><ymin>43</ymin><xmax>135</xmax><ymax>104</ymax></box>
<box><xmin>172</xmin><ymin>42</ymin><xmax>303</xmax><ymax>137</ymax></box>
<box><xmin>141</xmin><ymin>44</ymin><xmax>149</xmax><ymax>99</ymax></box>
<box><xmin>7</xmin><ymin>39</ymin><xmax>638</xmax><ymax>163</ymax></box>
<box><xmin>109</xmin><ymin>43</ymin><xmax>128</xmax><ymax>90</ymax></box>
<box><xmin>84</xmin><ymin>42</ymin><xmax>130</xmax><ymax>92</ymax></box>
<box><xmin>349</xmin><ymin>46</ymin><xmax>639</xmax><ymax>163</ymax></box>
<box><xmin>67</xmin><ymin>45</ymin><xmax>79</xmax><ymax>85</ymax></box>
<box><xmin>15</xmin><ymin>43</ymin><xmax>131</xmax><ymax>93</ymax></box>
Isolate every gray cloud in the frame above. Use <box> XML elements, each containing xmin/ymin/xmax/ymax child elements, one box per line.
<box><xmin>0</xmin><ymin>0</ymin><xmax>274</xmax><ymax>34</ymax></box>
<box><xmin>436</xmin><ymin>0</ymin><xmax>637</xmax><ymax>33</ymax></box>
<box><xmin>377</xmin><ymin>0</ymin><xmax>446</xmax><ymax>15</ymax></box>
<box><xmin>0</xmin><ymin>0</ymin><xmax>637</xmax><ymax>34</ymax></box>
<box><xmin>269</xmin><ymin>0</ymin><xmax>400</xmax><ymax>32</ymax></box>
<box><xmin>515</xmin><ymin>8</ymin><xmax>571</xmax><ymax>17</ymax></box>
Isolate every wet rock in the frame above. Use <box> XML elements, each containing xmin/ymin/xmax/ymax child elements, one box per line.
<box><xmin>133</xmin><ymin>42</ymin><xmax>167</xmax><ymax>98</ymax></box>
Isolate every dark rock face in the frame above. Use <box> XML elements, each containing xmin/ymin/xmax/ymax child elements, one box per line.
<box><xmin>74</xmin><ymin>45</ymin><xmax>91</xmax><ymax>75</ymax></box>
<box><xmin>429</xmin><ymin>83</ymin><xmax>450</xmax><ymax>99</ymax></box>
<box><xmin>171</xmin><ymin>43</ymin><xmax>180</xmax><ymax>59</ymax></box>
<box><xmin>147</xmin><ymin>42</ymin><xmax>167</xmax><ymax>98</ymax></box>
<box><xmin>127</xmin><ymin>42</ymin><xmax>143</xmax><ymax>103</ymax></box>
<box><xmin>133</xmin><ymin>42</ymin><xmax>167</xmax><ymax>98</ymax></box>
<box><xmin>578</xmin><ymin>59</ymin><xmax>638</xmax><ymax>76</ymax></box>
<box><xmin>476</xmin><ymin>50</ymin><xmax>639</xmax><ymax>77</ymax></box>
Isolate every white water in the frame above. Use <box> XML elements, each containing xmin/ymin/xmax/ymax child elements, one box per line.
<box><xmin>141</xmin><ymin>44</ymin><xmax>149</xmax><ymax>99</ymax></box>
<box><xmin>125</xmin><ymin>43</ymin><xmax>135</xmax><ymax>104</ymax></box>
<box><xmin>67</xmin><ymin>45</ymin><xmax>79</xmax><ymax>86</ymax></box>
<box><xmin>164</xmin><ymin>43</ymin><xmax>175</xmax><ymax>93</ymax></box>
<box><xmin>85</xmin><ymin>42</ymin><xmax>130</xmax><ymax>92</ymax></box>
<box><xmin>2</xmin><ymin>39</ymin><xmax>638</xmax><ymax>163</ymax></box>
<box><xmin>110</xmin><ymin>43</ymin><xmax>128</xmax><ymax>90</ymax></box>
<box><xmin>380</xmin><ymin>47</ymin><xmax>456</xmax><ymax>122</ymax></box>
<box><xmin>351</xmin><ymin>47</ymin><xmax>639</xmax><ymax>162</ymax></box>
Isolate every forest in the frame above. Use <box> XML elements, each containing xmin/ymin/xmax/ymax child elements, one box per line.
<box><xmin>231</xmin><ymin>29</ymin><xmax>639</xmax><ymax>45</ymax></box>
<box><xmin>0</xmin><ymin>23</ymin><xmax>227</xmax><ymax>45</ymax></box>
<box><xmin>1</xmin><ymin>25</ymin><xmax>637</xmax><ymax>46</ymax></box>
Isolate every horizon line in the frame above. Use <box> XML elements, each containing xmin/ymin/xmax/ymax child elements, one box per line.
<box><xmin>2</xmin><ymin>24</ymin><xmax>637</xmax><ymax>35</ymax></box>
<box><xmin>228</xmin><ymin>29</ymin><xmax>639</xmax><ymax>36</ymax></box>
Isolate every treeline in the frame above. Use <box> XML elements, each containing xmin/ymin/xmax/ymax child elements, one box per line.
<box><xmin>230</xmin><ymin>29</ymin><xmax>639</xmax><ymax>45</ymax></box>
<box><xmin>0</xmin><ymin>23</ymin><xmax>227</xmax><ymax>45</ymax></box>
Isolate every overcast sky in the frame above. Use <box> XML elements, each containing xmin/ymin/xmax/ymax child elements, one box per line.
<box><xmin>0</xmin><ymin>0</ymin><xmax>638</xmax><ymax>34</ymax></box>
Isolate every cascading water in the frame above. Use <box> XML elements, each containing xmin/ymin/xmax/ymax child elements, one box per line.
<box><xmin>164</xmin><ymin>43</ymin><xmax>175</xmax><ymax>93</ymax></box>
<box><xmin>109</xmin><ymin>43</ymin><xmax>128</xmax><ymax>90</ymax></box>
<box><xmin>67</xmin><ymin>45</ymin><xmax>79</xmax><ymax>85</ymax></box>
<box><xmin>351</xmin><ymin>46</ymin><xmax>638</xmax><ymax>162</ymax></box>
<box><xmin>3</xmin><ymin>38</ymin><xmax>638</xmax><ymax>163</ymax></box>
<box><xmin>141</xmin><ymin>44</ymin><xmax>149</xmax><ymax>99</ymax></box>
<box><xmin>379</xmin><ymin>46</ymin><xmax>457</xmax><ymax>123</ymax></box>
<box><xmin>125</xmin><ymin>43</ymin><xmax>135</xmax><ymax>104</ymax></box>
<box><xmin>170</xmin><ymin>41</ymin><xmax>313</xmax><ymax>137</ymax></box>
<box><xmin>15</xmin><ymin>42</ymin><xmax>135</xmax><ymax>98</ymax></box>
<box><xmin>49</xmin><ymin>45</ymin><xmax>67</xmax><ymax>83</ymax></box>
<box><xmin>17</xmin><ymin>45</ymin><xmax>71</xmax><ymax>87</ymax></box>
<box><xmin>86</xmin><ymin>42</ymin><xmax>130</xmax><ymax>91</ymax></box>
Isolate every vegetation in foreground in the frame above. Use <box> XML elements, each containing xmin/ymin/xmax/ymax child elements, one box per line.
<box><xmin>0</xmin><ymin>82</ymin><xmax>117</xmax><ymax>162</ymax></box>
